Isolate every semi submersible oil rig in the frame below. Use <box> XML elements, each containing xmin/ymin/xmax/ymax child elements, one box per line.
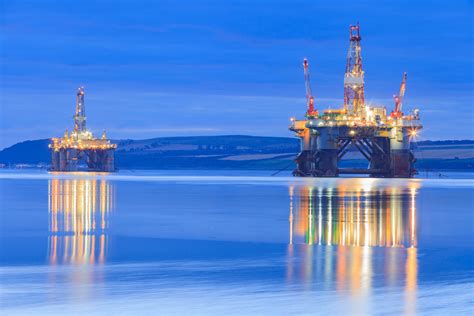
<box><xmin>290</xmin><ymin>24</ymin><xmax>422</xmax><ymax>178</ymax></box>
<box><xmin>49</xmin><ymin>87</ymin><xmax>116</xmax><ymax>172</ymax></box>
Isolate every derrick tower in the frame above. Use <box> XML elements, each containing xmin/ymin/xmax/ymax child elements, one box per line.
<box><xmin>343</xmin><ymin>23</ymin><xmax>365</xmax><ymax>115</ymax></box>
<box><xmin>74</xmin><ymin>87</ymin><xmax>86</xmax><ymax>133</ymax></box>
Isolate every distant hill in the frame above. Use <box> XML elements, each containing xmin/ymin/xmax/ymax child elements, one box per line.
<box><xmin>116</xmin><ymin>135</ymin><xmax>298</xmax><ymax>154</ymax></box>
<box><xmin>0</xmin><ymin>136</ymin><xmax>473</xmax><ymax>171</ymax></box>
<box><xmin>0</xmin><ymin>136</ymin><xmax>299</xmax><ymax>170</ymax></box>
<box><xmin>114</xmin><ymin>135</ymin><xmax>299</xmax><ymax>170</ymax></box>
<box><xmin>0</xmin><ymin>139</ymin><xmax>51</xmax><ymax>164</ymax></box>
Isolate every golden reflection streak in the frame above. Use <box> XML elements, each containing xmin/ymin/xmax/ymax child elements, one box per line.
<box><xmin>405</xmin><ymin>247</ymin><xmax>418</xmax><ymax>315</ymax></box>
<box><xmin>289</xmin><ymin>186</ymin><xmax>294</xmax><ymax>246</ymax></box>
<box><xmin>288</xmin><ymin>178</ymin><xmax>420</xmax><ymax>306</ymax></box>
<box><xmin>48</xmin><ymin>177</ymin><xmax>114</xmax><ymax>265</ymax></box>
<box><xmin>287</xmin><ymin>186</ymin><xmax>294</xmax><ymax>282</ymax></box>
<box><xmin>405</xmin><ymin>186</ymin><xmax>418</xmax><ymax>315</ymax></box>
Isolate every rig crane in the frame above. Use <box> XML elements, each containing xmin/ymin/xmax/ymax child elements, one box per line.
<box><xmin>303</xmin><ymin>58</ymin><xmax>318</xmax><ymax>117</ymax></box>
<box><xmin>391</xmin><ymin>72</ymin><xmax>407</xmax><ymax>119</ymax></box>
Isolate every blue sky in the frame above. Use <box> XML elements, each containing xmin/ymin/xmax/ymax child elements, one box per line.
<box><xmin>1</xmin><ymin>0</ymin><xmax>473</xmax><ymax>148</ymax></box>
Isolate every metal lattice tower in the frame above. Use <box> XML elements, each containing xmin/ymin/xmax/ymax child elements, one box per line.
<box><xmin>73</xmin><ymin>87</ymin><xmax>86</xmax><ymax>133</ymax></box>
<box><xmin>343</xmin><ymin>24</ymin><xmax>365</xmax><ymax>114</ymax></box>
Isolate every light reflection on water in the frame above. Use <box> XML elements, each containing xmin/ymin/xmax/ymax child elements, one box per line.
<box><xmin>48</xmin><ymin>178</ymin><xmax>114</xmax><ymax>265</ymax></box>
<box><xmin>287</xmin><ymin>180</ymin><xmax>419</xmax><ymax>315</ymax></box>
<box><xmin>1</xmin><ymin>173</ymin><xmax>472</xmax><ymax>315</ymax></box>
<box><xmin>288</xmin><ymin>180</ymin><xmax>418</xmax><ymax>247</ymax></box>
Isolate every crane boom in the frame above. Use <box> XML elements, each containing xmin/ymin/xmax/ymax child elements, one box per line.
<box><xmin>391</xmin><ymin>72</ymin><xmax>407</xmax><ymax>118</ymax></box>
<box><xmin>395</xmin><ymin>72</ymin><xmax>407</xmax><ymax>113</ymax></box>
<box><xmin>303</xmin><ymin>58</ymin><xmax>317</xmax><ymax>116</ymax></box>
<box><xmin>303</xmin><ymin>58</ymin><xmax>312</xmax><ymax>102</ymax></box>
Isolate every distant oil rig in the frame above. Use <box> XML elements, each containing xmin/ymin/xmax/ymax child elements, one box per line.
<box><xmin>49</xmin><ymin>87</ymin><xmax>116</xmax><ymax>172</ymax></box>
<box><xmin>290</xmin><ymin>24</ymin><xmax>422</xmax><ymax>177</ymax></box>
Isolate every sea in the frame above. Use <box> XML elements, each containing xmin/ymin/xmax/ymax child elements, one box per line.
<box><xmin>0</xmin><ymin>169</ymin><xmax>473</xmax><ymax>315</ymax></box>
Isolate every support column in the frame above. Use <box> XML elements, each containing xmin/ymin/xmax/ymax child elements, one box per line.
<box><xmin>294</xmin><ymin>128</ymin><xmax>313</xmax><ymax>176</ymax></box>
<box><xmin>104</xmin><ymin>149</ymin><xmax>115</xmax><ymax>172</ymax></box>
<box><xmin>370</xmin><ymin>137</ymin><xmax>390</xmax><ymax>177</ymax></box>
<box><xmin>389</xmin><ymin>127</ymin><xmax>414</xmax><ymax>178</ymax></box>
<box><xmin>314</xmin><ymin>127</ymin><xmax>338</xmax><ymax>177</ymax></box>
<box><xmin>66</xmin><ymin>149</ymin><xmax>78</xmax><ymax>171</ymax></box>
<box><xmin>86</xmin><ymin>150</ymin><xmax>97</xmax><ymax>170</ymax></box>
<box><xmin>59</xmin><ymin>149</ymin><xmax>67</xmax><ymax>171</ymax></box>
<box><xmin>51</xmin><ymin>150</ymin><xmax>59</xmax><ymax>171</ymax></box>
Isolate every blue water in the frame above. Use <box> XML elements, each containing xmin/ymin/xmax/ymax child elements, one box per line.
<box><xmin>0</xmin><ymin>170</ymin><xmax>473</xmax><ymax>315</ymax></box>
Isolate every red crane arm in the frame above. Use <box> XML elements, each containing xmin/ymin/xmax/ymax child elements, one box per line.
<box><xmin>394</xmin><ymin>72</ymin><xmax>407</xmax><ymax>113</ymax></box>
<box><xmin>303</xmin><ymin>58</ymin><xmax>317</xmax><ymax>116</ymax></box>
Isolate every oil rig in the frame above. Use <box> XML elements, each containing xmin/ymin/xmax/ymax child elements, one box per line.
<box><xmin>49</xmin><ymin>87</ymin><xmax>117</xmax><ymax>172</ymax></box>
<box><xmin>290</xmin><ymin>24</ymin><xmax>422</xmax><ymax>177</ymax></box>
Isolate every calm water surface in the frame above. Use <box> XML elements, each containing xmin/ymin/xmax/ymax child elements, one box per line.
<box><xmin>0</xmin><ymin>170</ymin><xmax>473</xmax><ymax>315</ymax></box>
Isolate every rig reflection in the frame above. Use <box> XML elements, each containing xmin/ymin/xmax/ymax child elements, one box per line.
<box><xmin>287</xmin><ymin>179</ymin><xmax>419</xmax><ymax>314</ymax></box>
<box><xmin>48</xmin><ymin>177</ymin><xmax>114</xmax><ymax>264</ymax></box>
<box><xmin>289</xmin><ymin>179</ymin><xmax>418</xmax><ymax>247</ymax></box>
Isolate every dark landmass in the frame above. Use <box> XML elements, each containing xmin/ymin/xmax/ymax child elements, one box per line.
<box><xmin>0</xmin><ymin>136</ymin><xmax>473</xmax><ymax>171</ymax></box>
<box><xmin>0</xmin><ymin>139</ymin><xmax>52</xmax><ymax>165</ymax></box>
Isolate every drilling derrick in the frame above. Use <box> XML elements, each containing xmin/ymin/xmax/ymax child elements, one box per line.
<box><xmin>343</xmin><ymin>24</ymin><xmax>365</xmax><ymax>115</ymax></box>
<box><xmin>289</xmin><ymin>23</ymin><xmax>423</xmax><ymax>178</ymax></box>
<box><xmin>74</xmin><ymin>87</ymin><xmax>86</xmax><ymax>133</ymax></box>
<box><xmin>49</xmin><ymin>87</ymin><xmax>117</xmax><ymax>172</ymax></box>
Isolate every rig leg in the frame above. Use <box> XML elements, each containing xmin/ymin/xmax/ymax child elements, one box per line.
<box><xmin>293</xmin><ymin>150</ymin><xmax>313</xmax><ymax>176</ymax></box>
<box><xmin>370</xmin><ymin>137</ymin><xmax>390</xmax><ymax>177</ymax></box>
<box><xmin>104</xmin><ymin>149</ymin><xmax>115</xmax><ymax>172</ymax></box>
<box><xmin>51</xmin><ymin>150</ymin><xmax>60</xmax><ymax>171</ymax></box>
<box><xmin>59</xmin><ymin>149</ymin><xmax>67</xmax><ymax>171</ymax></box>
<box><xmin>314</xmin><ymin>149</ymin><xmax>338</xmax><ymax>177</ymax></box>
<box><xmin>86</xmin><ymin>150</ymin><xmax>95</xmax><ymax>170</ymax></box>
<box><xmin>67</xmin><ymin>149</ymin><xmax>78</xmax><ymax>171</ymax></box>
<box><xmin>293</xmin><ymin>128</ymin><xmax>314</xmax><ymax>176</ymax></box>
<box><xmin>390</xmin><ymin>150</ymin><xmax>414</xmax><ymax>177</ymax></box>
<box><xmin>389</xmin><ymin>127</ymin><xmax>415</xmax><ymax>178</ymax></box>
<box><xmin>313</xmin><ymin>127</ymin><xmax>338</xmax><ymax>177</ymax></box>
